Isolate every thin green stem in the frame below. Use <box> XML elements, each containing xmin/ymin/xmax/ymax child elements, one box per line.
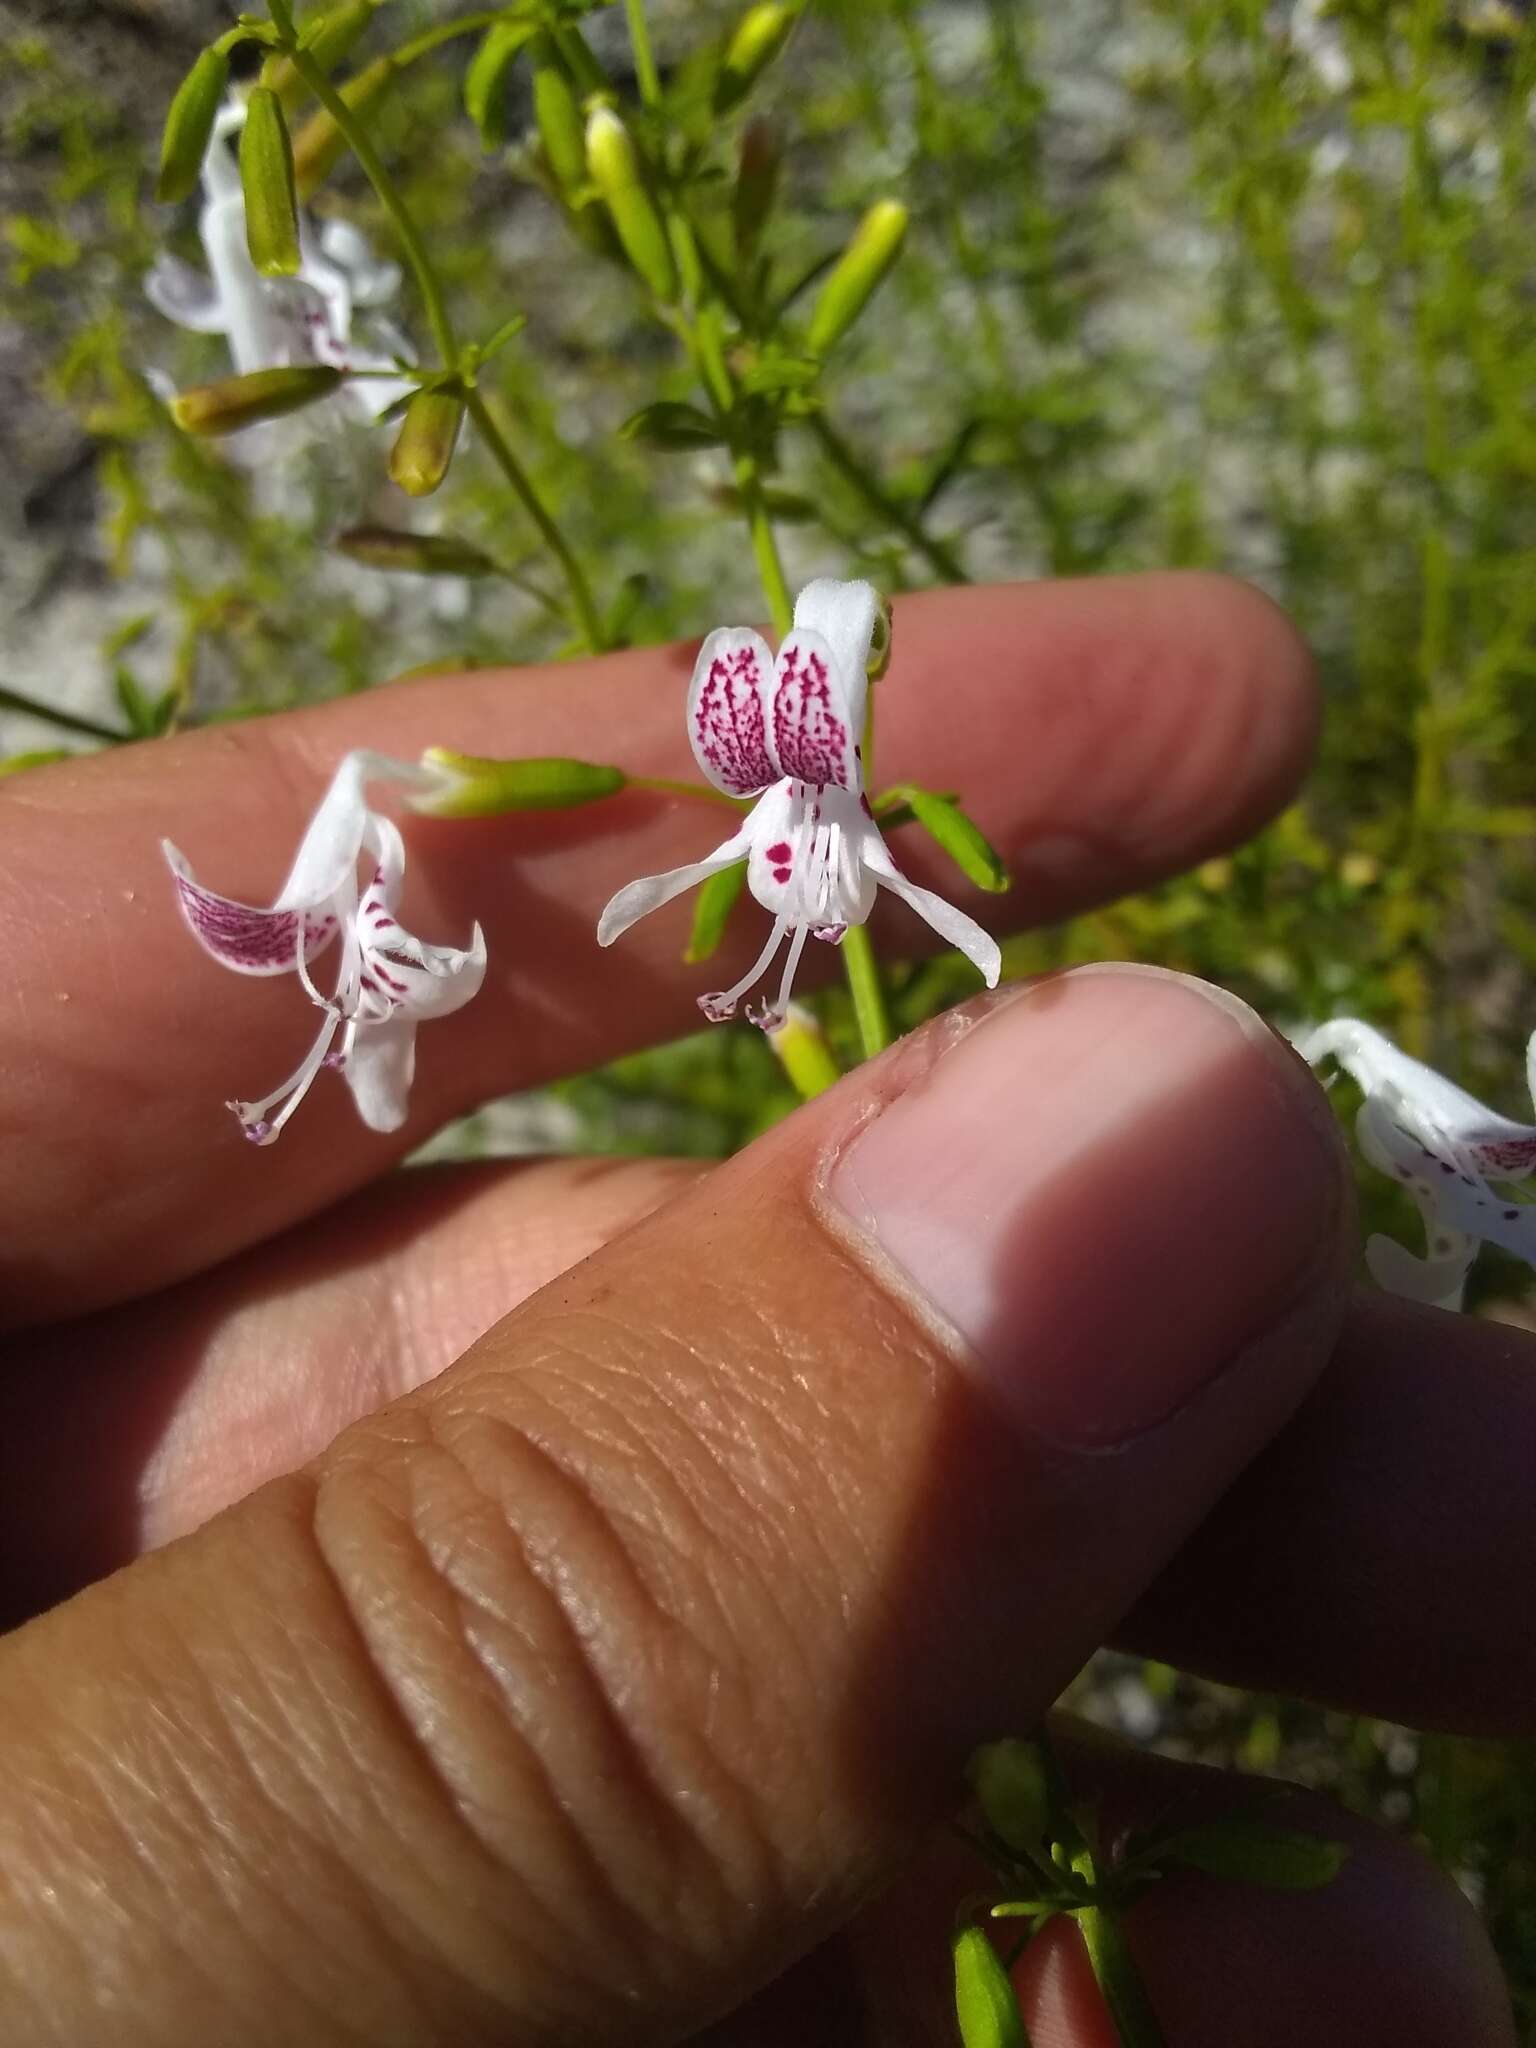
<box><xmin>1073</xmin><ymin>1900</ymin><xmax>1168</xmax><ymax>2048</ymax></box>
<box><xmin>466</xmin><ymin>393</ymin><xmax>609</xmax><ymax>650</ymax></box>
<box><xmin>0</xmin><ymin>687</ymin><xmax>129</xmax><ymax>745</ymax></box>
<box><xmin>284</xmin><ymin>43</ymin><xmax>458</xmax><ymax>368</ymax></box>
<box><xmin>624</xmin><ymin>0</ymin><xmax>663</xmax><ymax>107</ymax></box>
<box><xmin>629</xmin><ymin>775</ymin><xmax>743</xmax><ymax>808</ymax></box>
<box><xmin>809</xmin><ymin>412</ymin><xmax>970</xmax><ymax>585</ymax></box>
<box><xmin>391</xmin><ymin>11</ymin><xmax>506</xmax><ymax>72</ymax></box>
<box><xmin>841</xmin><ymin>924</ymin><xmax>893</xmax><ymax>1060</ymax></box>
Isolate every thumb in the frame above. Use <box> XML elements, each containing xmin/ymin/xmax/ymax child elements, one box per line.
<box><xmin>0</xmin><ymin>967</ymin><xmax>1349</xmax><ymax>2046</ymax></box>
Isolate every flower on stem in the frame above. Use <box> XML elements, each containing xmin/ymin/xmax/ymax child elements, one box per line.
<box><xmin>597</xmin><ymin>577</ymin><xmax>1001</xmax><ymax>1032</ymax></box>
<box><xmin>1299</xmin><ymin>1017</ymin><xmax>1536</xmax><ymax>1308</ymax></box>
<box><xmin>164</xmin><ymin>749</ymin><xmax>485</xmax><ymax>1144</ymax></box>
<box><xmin>148</xmin><ymin>95</ymin><xmax>412</xmax><ymax>425</ymax></box>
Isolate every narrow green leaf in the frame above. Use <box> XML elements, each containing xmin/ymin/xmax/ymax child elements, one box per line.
<box><xmin>336</xmin><ymin>527</ymin><xmax>499</xmax><ymax>578</ymax></box>
<box><xmin>621</xmin><ymin>401</ymin><xmax>727</xmax><ymax>450</ymax></box>
<box><xmin>968</xmin><ymin>1740</ymin><xmax>1051</xmax><ymax>1857</ymax></box>
<box><xmin>886</xmin><ymin>784</ymin><xmax>1010</xmax><ymax>893</ymax></box>
<box><xmin>685</xmin><ymin>859</ymin><xmax>748</xmax><ymax>963</ymax></box>
<box><xmin>1155</xmin><ymin>1818</ymin><xmax>1349</xmax><ymax>1892</ymax></box>
<box><xmin>952</xmin><ymin>1927</ymin><xmax>1029</xmax><ymax>2048</ymax></box>
<box><xmin>0</xmin><ymin>749</ymin><xmax>73</xmax><ymax>778</ymax></box>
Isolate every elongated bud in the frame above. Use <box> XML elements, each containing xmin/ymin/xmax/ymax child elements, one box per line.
<box><xmin>967</xmin><ymin>1739</ymin><xmax>1051</xmax><ymax>1855</ymax></box>
<box><xmin>952</xmin><ymin>1928</ymin><xmax>1026</xmax><ymax>2048</ymax></box>
<box><xmin>412</xmin><ymin>748</ymin><xmax>626</xmax><ymax>818</ymax></box>
<box><xmin>336</xmin><ymin>527</ymin><xmax>497</xmax><ymax>577</ymax></box>
<box><xmin>806</xmin><ymin>197</ymin><xmax>908</xmax><ymax>356</ymax></box>
<box><xmin>291</xmin><ymin>55</ymin><xmax>395</xmax><ymax>197</ymax></box>
<box><xmin>264</xmin><ymin>0</ymin><xmax>377</xmax><ymax>109</ymax></box>
<box><xmin>530</xmin><ymin>37</ymin><xmax>586</xmax><ymax>194</ymax></box>
<box><xmin>465</xmin><ymin>19</ymin><xmax>536</xmax><ymax>149</ymax></box>
<box><xmin>240</xmin><ymin>87</ymin><xmax>301</xmax><ymax>277</ymax></box>
<box><xmin>171</xmin><ymin>363</ymin><xmax>343</xmax><ymax>436</ymax></box>
<box><xmin>733</xmin><ymin>117</ymin><xmax>781</xmax><ymax>262</ymax></box>
<box><xmin>388</xmin><ymin>388</ymin><xmax>464</xmax><ymax>497</ymax></box>
<box><xmin>156</xmin><ymin>47</ymin><xmax>230</xmax><ymax>204</ymax></box>
<box><xmin>585</xmin><ymin>105</ymin><xmax>677</xmax><ymax>302</ymax></box>
<box><xmin>715</xmin><ymin>3</ymin><xmax>799</xmax><ymax>114</ymax></box>
<box><xmin>766</xmin><ymin>1002</ymin><xmax>840</xmax><ymax>1098</ymax></box>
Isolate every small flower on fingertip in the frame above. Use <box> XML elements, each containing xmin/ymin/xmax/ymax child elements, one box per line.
<box><xmin>596</xmin><ymin>576</ymin><xmax>1001</xmax><ymax>1032</ymax></box>
<box><xmin>164</xmin><ymin>749</ymin><xmax>486</xmax><ymax>1145</ymax></box>
<box><xmin>1299</xmin><ymin>1017</ymin><xmax>1536</xmax><ymax>1309</ymax></box>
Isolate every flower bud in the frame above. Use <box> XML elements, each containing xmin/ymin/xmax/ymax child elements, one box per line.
<box><xmin>156</xmin><ymin>47</ymin><xmax>230</xmax><ymax>204</ymax></box>
<box><xmin>733</xmin><ymin>116</ymin><xmax>782</xmax><ymax>262</ymax></box>
<box><xmin>714</xmin><ymin>3</ymin><xmax>800</xmax><ymax>114</ymax></box>
<box><xmin>239</xmin><ymin>87</ymin><xmax>301</xmax><ymax>277</ymax></box>
<box><xmin>413</xmin><ymin>748</ymin><xmax>626</xmax><ymax>818</ymax></box>
<box><xmin>388</xmin><ymin>388</ymin><xmax>465</xmax><ymax>497</ymax></box>
<box><xmin>530</xmin><ymin>37</ymin><xmax>586</xmax><ymax>195</ymax></box>
<box><xmin>336</xmin><ymin>526</ymin><xmax>497</xmax><ymax>577</ymax></box>
<box><xmin>170</xmin><ymin>364</ymin><xmax>344</xmax><ymax>436</ymax></box>
<box><xmin>766</xmin><ymin>1002</ymin><xmax>840</xmax><ymax>1098</ymax></box>
<box><xmin>585</xmin><ymin>105</ymin><xmax>678</xmax><ymax>303</ymax></box>
<box><xmin>952</xmin><ymin>1928</ymin><xmax>1026</xmax><ymax>2048</ymax></box>
<box><xmin>263</xmin><ymin>0</ymin><xmax>377</xmax><ymax>109</ymax></box>
<box><xmin>967</xmin><ymin>1739</ymin><xmax>1050</xmax><ymax>1854</ymax></box>
<box><xmin>291</xmin><ymin>55</ymin><xmax>394</xmax><ymax>197</ymax></box>
<box><xmin>805</xmin><ymin>197</ymin><xmax>908</xmax><ymax>357</ymax></box>
<box><xmin>465</xmin><ymin>19</ymin><xmax>536</xmax><ymax>149</ymax></box>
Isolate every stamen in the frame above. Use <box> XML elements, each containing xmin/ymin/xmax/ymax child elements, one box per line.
<box><xmin>749</xmin><ymin>920</ymin><xmax>810</xmax><ymax>1033</ymax></box>
<box><xmin>700</xmin><ymin>916</ymin><xmax>789</xmax><ymax>1022</ymax></box>
<box><xmin>228</xmin><ymin>1006</ymin><xmax>342</xmax><ymax>1144</ymax></box>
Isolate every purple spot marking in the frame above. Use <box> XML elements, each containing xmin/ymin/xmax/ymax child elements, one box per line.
<box><xmin>772</xmin><ymin>866</ymin><xmax>792</xmax><ymax>884</ymax></box>
<box><xmin>1505</xmin><ymin>1210</ymin><xmax>1519</xmax><ymax>1221</ymax></box>
<box><xmin>773</xmin><ymin>640</ymin><xmax>851</xmax><ymax>789</ymax></box>
<box><xmin>176</xmin><ymin>870</ymin><xmax>335</xmax><ymax>971</ymax></box>
<box><xmin>694</xmin><ymin>643</ymin><xmax>774</xmax><ymax>795</ymax></box>
<box><xmin>766</xmin><ymin>841</ymin><xmax>792</xmax><ymax>863</ymax></box>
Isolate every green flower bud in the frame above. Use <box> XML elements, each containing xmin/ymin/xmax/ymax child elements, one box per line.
<box><xmin>766</xmin><ymin>1002</ymin><xmax>840</xmax><ymax>1098</ymax></box>
<box><xmin>291</xmin><ymin>55</ymin><xmax>395</xmax><ymax>198</ymax></box>
<box><xmin>263</xmin><ymin>0</ymin><xmax>377</xmax><ymax>109</ymax></box>
<box><xmin>967</xmin><ymin>1739</ymin><xmax>1051</xmax><ymax>1854</ymax></box>
<box><xmin>714</xmin><ymin>3</ymin><xmax>800</xmax><ymax>114</ymax></box>
<box><xmin>530</xmin><ymin>37</ymin><xmax>587</xmax><ymax>195</ymax></box>
<box><xmin>733</xmin><ymin>116</ymin><xmax>782</xmax><ymax>263</ymax></box>
<box><xmin>413</xmin><ymin>749</ymin><xmax>626</xmax><ymax>818</ymax></box>
<box><xmin>465</xmin><ymin>19</ymin><xmax>537</xmax><ymax>150</ymax></box>
<box><xmin>805</xmin><ymin>198</ymin><xmax>908</xmax><ymax>357</ymax></box>
<box><xmin>156</xmin><ymin>47</ymin><xmax>231</xmax><ymax>204</ymax></box>
<box><xmin>952</xmin><ymin>1928</ymin><xmax>1026</xmax><ymax>2048</ymax></box>
<box><xmin>585</xmin><ymin>105</ymin><xmax>677</xmax><ymax>303</ymax></box>
<box><xmin>239</xmin><ymin>87</ymin><xmax>301</xmax><ymax>277</ymax></box>
<box><xmin>335</xmin><ymin>527</ymin><xmax>498</xmax><ymax>577</ymax></box>
<box><xmin>388</xmin><ymin>388</ymin><xmax>465</xmax><ymax>497</ymax></box>
<box><xmin>170</xmin><ymin>364</ymin><xmax>344</xmax><ymax>436</ymax></box>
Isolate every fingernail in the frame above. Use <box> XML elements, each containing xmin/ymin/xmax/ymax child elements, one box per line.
<box><xmin>825</xmin><ymin>967</ymin><xmax>1343</xmax><ymax>1447</ymax></box>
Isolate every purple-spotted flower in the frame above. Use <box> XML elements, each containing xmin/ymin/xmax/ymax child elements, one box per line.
<box><xmin>1300</xmin><ymin>1018</ymin><xmax>1536</xmax><ymax>1308</ymax></box>
<box><xmin>597</xmin><ymin>577</ymin><xmax>1001</xmax><ymax>1030</ymax></box>
<box><xmin>147</xmin><ymin>97</ymin><xmax>412</xmax><ymax>423</ymax></box>
<box><xmin>164</xmin><ymin>749</ymin><xmax>485</xmax><ymax>1144</ymax></box>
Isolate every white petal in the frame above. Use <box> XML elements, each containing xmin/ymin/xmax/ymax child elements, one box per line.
<box><xmin>597</xmin><ymin>817</ymin><xmax>756</xmax><ymax>947</ymax></box>
<box><xmin>791</xmin><ymin>579</ymin><xmax>881</xmax><ymax>704</ymax></box>
<box><xmin>1364</xmin><ymin>1231</ymin><xmax>1472</xmax><ymax>1312</ymax></box>
<box><xmin>200</xmin><ymin>195</ymin><xmax>287</xmax><ymax>375</ymax></box>
<box><xmin>858</xmin><ymin>819</ymin><xmax>1001</xmax><ymax>985</ymax></box>
<box><xmin>318</xmin><ymin>217</ymin><xmax>401</xmax><ymax>305</ymax></box>
<box><xmin>273</xmin><ymin>750</ymin><xmax>427</xmax><ymax>910</ymax></box>
<box><xmin>686</xmin><ymin>627</ymin><xmax>779</xmax><ymax>795</ymax></box>
<box><xmin>343</xmin><ymin>1012</ymin><xmax>418</xmax><ymax>1133</ymax></box>
<box><xmin>163</xmin><ymin>839</ymin><xmax>338</xmax><ymax>976</ymax></box>
<box><xmin>1303</xmin><ymin>1017</ymin><xmax>1536</xmax><ymax>1177</ymax></box>
<box><xmin>145</xmin><ymin>254</ymin><xmax>225</xmax><ymax>334</ymax></box>
<box><xmin>771</xmin><ymin>626</ymin><xmax>863</xmax><ymax>792</ymax></box>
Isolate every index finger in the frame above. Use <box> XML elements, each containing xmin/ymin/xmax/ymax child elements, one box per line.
<box><xmin>0</xmin><ymin>573</ymin><xmax>1315</xmax><ymax>1323</ymax></box>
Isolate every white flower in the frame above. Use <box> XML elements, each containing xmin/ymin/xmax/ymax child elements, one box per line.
<box><xmin>164</xmin><ymin>749</ymin><xmax>486</xmax><ymax>1144</ymax></box>
<box><xmin>597</xmin><ymin>578</ymin><xmax>1001</xmax><ymax>1031</ymax></box>
<box><xmin>1299</xmin><ymin>1017</ymin><xmax>1536</xmax><ymax>1308</ymax></box>
<box><xmin>147</xmin><ymin>97</ymin><xmax>413</xmax><ymax>423</ymax></box>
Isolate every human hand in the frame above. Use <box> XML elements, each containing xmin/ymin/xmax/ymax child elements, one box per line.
<box><xmin>0</xmin><ymin>576</ymin><xmax>1520</xmax><ymax>2044</ymax></box>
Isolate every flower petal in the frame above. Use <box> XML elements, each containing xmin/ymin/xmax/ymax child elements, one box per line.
<box><xmin>687</xmin><ymin>628</ymin><xmax>779</xmax><ymax>795</ymax></box>
<box><xmin>342</xmin><ymin>1012</ymin><xmax>418</xmax><ymax>1134</ymax></box>
<box><xmin>144</xmin><ymin>254</ymin><xmax>226</xmax><ymax>335</ymax></box>
<box><xmin>1364</xmin><ymin>1231</ymin><xmax>1474</xmax><ymax>1312</ymax></box>
<box><xmin>1300</xmin><ymin>1018</ymin><xmax>1536</xmax><ymax>1175</ymax></box>
<box><xmin>772</xmin><ymin>626</ymin><xmax>863</xmax><ymax>792</ymax></box>
<box><xmin>163</xmin><ymin>840</ymin><xmax>337</xmax><ymax>976</ymax></box>
<box><xmin>272</xmin><ymin>750</ymin><xmax>426</xmax><ymax>911</ymax></box>
<box><xmin>597</xmin><ymin>817</ymin><xmax>757</xmax><ymax>946</ymax></box>
<box><xmin>317</xmin><ymin>218</ymin><xmax>402</xmax><ymax>306</ymax></box>
<box><xmin>791</xmin><ymin>578</ymin><xmax>881</xmax><ymax>704</ymax></box>
<box><xmin>857</xmin><ymin>820</ymin><xmax>1001</xmax><ymax>985</ymax></box>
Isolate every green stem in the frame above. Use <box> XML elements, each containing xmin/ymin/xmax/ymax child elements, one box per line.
<box><xmin>466</xmin><ymin>392</ymin><xmax>609</xmax><ymax>651</ymax></box>
<box><xmin>809</xmin><ymin>412</ymin><xmax>970</xmax><ymax>585</ymax></box>
<box><xmin>842</xmin><ymin>924</ymin><xmax>893</xmax><ymax>1060</ymax></box>
<box><xmin>0</xmin><ymin>687</ymin><xmax>129</xmax><ymax>745</ymax></box>
<box><xmin>391</xmin><ymin>11</ymin><xmax>507</xmax><ymax>72</ymax></box>
<box><xmin>624</xmin><ymin>0</ymin><xmax>663</xmax><ymax>107</ymax></box>
<box><xmin>1073</xmin><ymin>1901</ymin><xmax>1168</xmax><ymax>2048</ymax></box>
<box><xmin>284</xmin><ymin>42</ymin><xmax>458</xmax><ymax>369</ymax></box>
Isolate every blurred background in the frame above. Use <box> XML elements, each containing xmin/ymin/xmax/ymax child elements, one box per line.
<box><xmin>3</xmin><ymin>0</ymin><xmax>1536</xmax><ymax>2022</ymax></box>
